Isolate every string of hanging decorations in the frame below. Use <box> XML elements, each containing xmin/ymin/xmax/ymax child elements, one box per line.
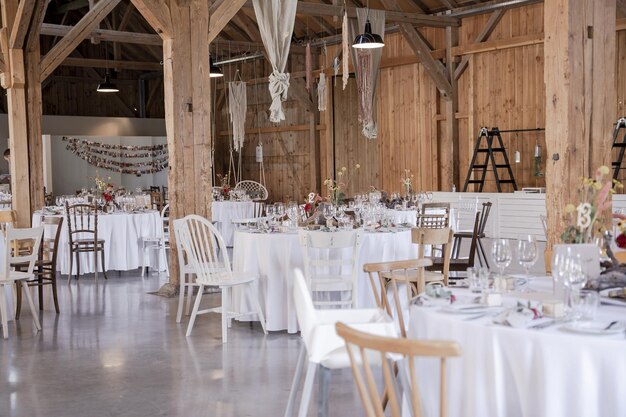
<box><xmin>62</xmin><ymin>137</ymin><xmax>168</xmax><ymax>175</ymax></box>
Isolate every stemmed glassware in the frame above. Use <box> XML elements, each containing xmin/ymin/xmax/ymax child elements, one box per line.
<box><xmin>491</xmin><ymin>238</ymin><xmax>512</xmax><ymax>277</ymax></box>
<box><xmin>265</xmin><ymin>205</ymin><xmax>275</xmax><ymax>228</ymax></box>
<box><xmin>286</xmin><ymin>201</ymin><xmax>299</xmax><ymax>230</ymax></box>
<box><xmin>274</xmin><ymin>202</ymin><xmax>285</xmax><ymax>224</ymax></box>
<box><xmin>322</xmin><ymin>203</ymin><xmax>336</xmax><ymax>228</ymax></box>
<box><xmin>517</xmin><ymin>235</ymin><xmax>538</xmax><ymax>276</ymax></box>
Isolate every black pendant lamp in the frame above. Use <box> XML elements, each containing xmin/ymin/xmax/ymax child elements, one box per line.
<box><xmin>209</xmin><ymin>56</ymin><xmax>223</xmax><ymax>78</ymax></box>
<box><xmin>97</xmin><ymin>43</ymin><xmax>119</xmax><ymax>93</ymax></box>
<box><xmin>352</xmin><ymin>19</ymin><xmax>384</xmax><ymax>49</ymax></box>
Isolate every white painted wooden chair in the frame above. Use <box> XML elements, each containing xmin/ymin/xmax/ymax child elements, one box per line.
<box><xmin>174</xmin><ymin>215</ymin><xmax>267</xmax><ymax>343</ymax></box>
<box><xmin>284</xmin><ymin>270</ymin><xmax>396</xmax><ymax>417</ymax></box>
<box><xmin>0</xmin><ymin>225</ymin><xmax>43</xmax><ymax>339</ymax></box>
<box><xmin>234</xmin><ymin>180</ymin><xmax>268</xmax><ymax>201</ymax></box>
<box><xmin>298</xmin><ymin>229</ymin><xmax>363</xmax><ymax>308</ymax></box>
<box><xmin>141</xmin><ymin>204</ymin><xmax>169</xmax><ymax>277</ymax></box>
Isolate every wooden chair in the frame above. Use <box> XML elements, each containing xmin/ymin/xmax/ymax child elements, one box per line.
<box><xmin>418</xmin><ymin>203</ymin><xmax>450</xmax><ymax>228</ymax></box>
<box><xmin>430</xmin><ymin>212</ymin><xmax>480</xmax><ymax>274</ymax></box>
<box><xmin>363</xmin><ymin>259</ymin><xmax>433</xmax><ymax>338</ymax></box>
<box><xmin>335</xmin><ymin>322</ymin><xmax>461</xmax><ymax>417</ymax></box>
<box><xmin>150</xmin><ymin>191</ymin><xmax>163</xmax><ymax>211</ymax></box>
<box><xmin>410</xmin><ymin>228</ymin><xmax>453</xmax><ymax>291</ymax></box>
<box><xmin>65</xmin><ymin>202</ymin><xmax>107</xmax><ymax>282</ymax></box>
<box><xmin>452</xmin><ymin>202</ymin><xmax>492</xmax><ymax>267</ymax></box>
<box><xmin>0</xmin><ymin>225</ymin><xmax>44</xmax><ymax>339</ymax></box>
<box><xmin>0</xmin><ymin>209</ymin><xmax>17</xmax><ymax>231</ymax></box>
<box><xmin>298</xmin><ymin>228</ymin><xmax>363</xmax><ymax>308</ymax></box>
<box><xmin>16</xmin><ymin>216</ymin><xmax>63</xmax><ymax>318</ymax></box>
<box><xmin>162</xmin><ymin>186</ymin><xmax>168</xmax><ymax>203</ymax></box>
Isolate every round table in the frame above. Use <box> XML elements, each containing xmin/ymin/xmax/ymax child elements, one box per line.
<box><xmin>212</xmin><ymin>201</ymin><xmax>261</xmax><ymax>246</ymax></box>
<box><xmin>408</xmin><ymin>279</ymin><xmax>626</xmax><ymax>417</ymax></box>
<box><xmin>33</xmin><ymin>210</ymin><xmax>166</xmax><ymax>275</ymax></box>
<box><xmin>232</xmin><ymin>228</ymin><xmax>418</xmax><ymax>333</ymax></box>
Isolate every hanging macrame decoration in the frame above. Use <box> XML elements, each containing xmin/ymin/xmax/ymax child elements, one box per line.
<box><xmin>342</xmin><ymin>12</ymin><xmax>350</xmax><ymax>90</ymax></box>
<box><xmin>349</xmin><ymin>9</ymin><xmax>385</xmax><ymax>139</ymax></box>
<box><xmin>228</xmin><ymin>81</ymin><xmax>247</xmax><ymax>151</ymax></box>
<box><xmin>252</xmin><ymin>0</ymin><xmax>298</xmax><ymax>123</ymax></box>
<box><xmin>317</xmin><ymin>73</ymin><xmax>327</xmax><ymax>111</ymax></box>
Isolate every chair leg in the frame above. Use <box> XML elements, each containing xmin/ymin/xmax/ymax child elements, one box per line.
<box><xmin>185</xmin><ymin>284</ymin><xmax>204</xmax><ymax>337</ymax></box>
<box><xmin>75</xmin><ymin>251</ymin><xmax>80</xmax><ymax>280</ymax></box>
<box><xmin>141</xmin><ymin>241</ymin><xmax>146</xmax><ymax>278</ymax></box>
<box><xmin>51</xmin><ymin>272</ymin><xmax>60</xmax><ymax>314</ymax></box>
<box><xmin>101</xmin><ymin>249</ymin><xmax>108</xmax><ymax>279</ymax></box>
<box><xmin>94</xmin><ymin>250</ymin><xmax>98</xmax><ymax>283</ymax></box>
<box><xmin>163</xmin><ymin>246</ymin><xmax>170</xmax><ymax>276</ymax></box>
<box><xmin>298</xmin><ymin>362</ymin><xmax>318</xmax><ymax>417</ymax></box>
<box><xmin>68</xmin><ymin>251</ymin><xmax>73</xmax><ymax>285</ymax></box>
<box><xmin>478</xmin><ymin>238</ymin><xmax>489</xmax><ymax>268</ymax></box>
<box><xmin>246</xmin><ymin>283</ymin><xmax>267</xmax><ymax>334</ymax></box>
<box><xmin>221</xmin><ymin>286</ymin><xmax>229</xmax><ymax>343</ymax></box>
<box><xmin>176</xmin><ymin>278</ymin><xmax>186</xmax><ymax>323</ymax></box>
<box><xmin>0</xmin><ymin>285</ymin><xmax>8</xmax><ymax>339</ymax></box>
<box><xmin>284</xmin><ymin>344</ymin><xmax>307</xmax><ymax>417</ymax></box>
<box><xmin>38</xmin><ymin>275</ymin><xmax>43</xmax><ymax>310</ymax></box>
<box><xmin>21</xmin><ymin>281</ymin><xmax>41</xmax><ymax>332</ymax></box>
<box><xmin>15</xmin><ymin>282</ymin><xmax>22</xmax><ymax>320</ymax></box>
<box><xmin>317</xmin><ymin>366</ymin><xmax>330</xmax><ymax>417</ymax></box>
<box><xmin>185</xmin><ymin>275</ymin><xmax>194</xmax><ymax>316</ymax></box>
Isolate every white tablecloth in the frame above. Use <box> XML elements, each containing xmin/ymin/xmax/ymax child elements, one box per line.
<box><xmin>33</xmin><ymin>211</ymin><xmax>166</xmax><ymax>275</ymax></box>
<box><xmin>212</xmin><ymin>201</ymin><xmax>259</xmax><ymax>246</ymax></box>
<box><xmin>408</xmin><ymin>280</ymin><xmax>626</xmax><ymax>417</ymax></box>
<box><xmin>387</xmin><ymin>209</ymin><xmax>418</xmax><ymax>226</ymax></box>
<box><xmin>232</xmin><ymin>229</ymin><xmax>418</xmax><ymax>333</ymax></box>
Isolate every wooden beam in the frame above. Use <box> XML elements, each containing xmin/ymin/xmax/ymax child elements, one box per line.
<box><xmin>454</xmin><ymin>32</ymin><xmax>543</xmax><ymax>55</ymax></box>
<box><xmin>40</xmin><ymin>0</ymin><xmax>122</xmax><ymax>81</ymax></box>
<box><xmin>40</xmin><ymin>23</ymin><xmax>162</xmax><ymax>45</ymax></box>
<box><xmin>217</xmin><ymin>124</ymin><xmax>325</xmax><ymax>136</ymax></box>
<box><xmin>454</xmin><ymin>9</ymin><xmax>505</xmax><ymax>79</ymax></box>
<box><xmin>619</xmin><ymin>0</ymin><xmax>626</xmax><ymax>16</ymax></box>
<box><xmin>129</xmin><ymin>0</ymin><xmax>172</xmax><ymax>38</ymax></box>
<box><xmin>208</xmin><ymin>0</ymin><xmax>246</xmax><ymax>43</ymax></box>
<box><xmin>59</xmin><ymin>56</ymin><xmax>162</xmax><ymax>71</ymax></box>
<box><xmin>9</xmin><ymin>0</ymin><xmax>35</xmax><ymax>49</ymax></box>
<box><xmin>54</xmin><ymin>0</ymin><xmax>88</xmax><ymax>14</ymax></box>
<box><xmin>442</xmin><ymin>25</ymin><xmax>459</xmax><ymax>190</ymax></box>
<box><xmin>446</xmin><ymin>0</ymin><xmax>542</xmax><ymax>18</ymax></box>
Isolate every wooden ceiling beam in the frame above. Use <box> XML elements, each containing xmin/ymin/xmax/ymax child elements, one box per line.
<box><xmin>454</xmin><ymin>9</ymin><xmax>504</xmax><ymax>79</ymax></box>
<box><xmin>40</xmin><ymin>0</ymin><xmax>123</xmax><ymax>81</ymax></box>
<box><xmin>9</xmin><ymin>0</ymin><xmax>36</xmax><ymax>49</ymax></box>
<box><xmin>208</xmin><ymin>0</ymin><xmax>247</xmax><ymax>43</ymax></box>
<box><xmin>59</xmin><ymin>56</ymin><xmax>162</xmax><ymax>71</ymax></box>
<box><xmin>445</xmin><ymin>0</ymin><xmax>542</xmax><ymax>18</ymax></box>
<box><xmin>53</xmin><ymin>0</ymin><xmax>88</xmax><ymax>14</ymax></box>
<box><xmin>40</xmin><ymin>23</ymin><xmax>162</xmax><ymax>45</ymax></box>
<box><xmin>129</xmin><ymin>0</ymin><xmax>172</xmax><ymax>38</ymax></box>
<box><xmin>242</xmin><ymin>0</ymin><xmax>460</xmax><ymax>28</ymax></box>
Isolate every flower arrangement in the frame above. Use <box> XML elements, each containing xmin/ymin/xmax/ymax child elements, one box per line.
<box><xmin>561</xmin><ymin>165</ymin><xmax>622</xmax><ymax>244</ymax></box>
<box><xmin>401</xmin><ymin>169</ymin><xmax>414</xmax><ymax>195</ymax></box>
<box><xmin>323</xmin><ymin>163</ymin><xmax>360</xmax><ymax>205</ymax></box>
<box><xmin>92</xmin><ymin>172</ymin><xmax>113</xmax><ymax>193</ymax></box>
<box><xmin>216</xmin><ymin>173</ymin><xmax>231</xmax><ymax>195</ymax></box>
<box><xmin>303</xmin><ymin>192</ymin><xmax>323</xmax><ymax>216</ymax></box>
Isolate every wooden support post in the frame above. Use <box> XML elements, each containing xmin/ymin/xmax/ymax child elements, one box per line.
<box><xmin>544</xmin><ymin>0</ymin><xmax>616</xmax><ymax>246</ymax></box>
<box><xmin>442</xmin><ymin>26</ymin><xmax>459</xmax><ymax>191</ymax></box>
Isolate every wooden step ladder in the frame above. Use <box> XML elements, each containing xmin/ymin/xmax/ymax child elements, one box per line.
<box><xmin>611</xmin><ymin>117</ymin><xmax>626</xmax><ymax>180</ymax></box>
<box><xmin>463</xmin><ymin>127</ymin><xmax>518</xmax><ymax>192</ymax></box>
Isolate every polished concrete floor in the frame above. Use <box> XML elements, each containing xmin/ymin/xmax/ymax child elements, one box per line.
<box><xmin>0</xmin><ymin>272</ymin><xmax>362</xmax><ymax>417</ymax></box>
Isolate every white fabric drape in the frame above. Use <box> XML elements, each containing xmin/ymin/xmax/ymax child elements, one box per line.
<box><xmin>349</xmin><ymin>9</ymin><xmax>385</xmax><ymax>139</ymax></box>
<box><xmin>252</xmin><ymin>0</ymin><xmax>298</xmax><ymax>123</ymax></box>
<box><xmin>228</xmin><ymin>81</ymin><xmax>247</xmax><ymax>151</ymax></box>
<box><xmin>317</xmin><ymin>73</ymin><xmax>327</xmax><ymax>111</ymax></box>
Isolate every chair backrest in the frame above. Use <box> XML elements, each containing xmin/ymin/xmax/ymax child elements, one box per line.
<box><xmin>335</xmin><ymin>322</ymin><xmax>461</xmax><ymax>417</ymax></box>
<box><xmin>162</xmin><ymin>186</ymin><xmax>169</xmax><ymax>202</ymax></box>
<box><xmin>150</xmin><ymin>191</ymin><xmax>163</xmax><ymax>210</ymax></box>
<box><xmin>418</xmin><ymin>203</ymin><xmax>450</xmax><ymax>228</ymax></box>
<box><xmin>161</xmin><ymin>204</ymin><xmax>170</xmax><ymax>239</ymax></box>
<box><xmin>478</xmin><ymin>202</ymin><xmax>492</xmax><ymax>235</ymax></box>
<box><xmin>234</xmin><ymin>180</ymin><xmax>269</xmax><ymax>201</ymax></box>
<box><xmin>465</xmin><ymin>211</ymin><xmax>481</xmax><ymax>267</ymax></box>
<box><xmin>298</xmin><ymin>228</ymin><xmax>363</xmax><ymax>307</ymax></box>
<box><xmin>0</xmin><ymin>210</ymin><xmax>17</xmax><ymax>234</ymax></box>
<box><xmin>4</xmin><ymin>225</ymin><xmax>44</xmax><ymax>278</ymax></box>
<box><xmin>411</xmin><ymin>227</ymin><xmax>453</xmax><ymax>283</ymax></box>
<box><xmin>38</xmin><ymin>215</ymin><xmax>63</xmax><ymax>268</ymax></box>
<box><xmin>65</xmin><ymin>202</ymin><xmax>98</xmax><ymax>246</ymax></box>
<box><xmin>173</xmin><ymin>215</ymin><xmax>230</xmax><ymax>285</ymax></box>
<box><xmin>363</xmin><ymin>258</ymin><xmax>432</xmax><ymax>338</ymax></box>
<box><xmin>293</xmin><ymin>269</ymin><xmax>319</xmax><ymax>347</ymax></box>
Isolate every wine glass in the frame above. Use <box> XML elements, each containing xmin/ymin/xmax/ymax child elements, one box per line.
<box><xmin>274</xmin><ymin>202</ymin><xmax>285</xmax><ymax>223</ymax></box>
<box><xmin>322</xmin><ymin>204</ymin><xmax>336</xmax><ymax>228</ymax></box>
<box><xmin>286</xmin><ymin>201</ymin><xmax>299</xmax><ymax>229</ymax></box>
<box><xmin>517</xmin><ymin>235</ymin><xmax>538</xmax><ymax>276</ymax></box>
<box><xmin>491</xmin><ymin>238</ymin><xmax>512</xmax><ymax>276</ymax></box>
<box><xmin>265</xmin><ymin>204</ymin><xmax>275</xmax><ymax>226</ymax></box>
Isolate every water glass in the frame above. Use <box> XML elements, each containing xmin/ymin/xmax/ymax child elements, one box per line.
<box><xmin>518</xmin><ymin>235</ymin><xmax>538</xmax><ymax>276</ymax></box>
<box><xmin>570</xmin><ymin>290</ymin><xmax>599</xmax><ymax>321</ymax></box>
<box><xmin>467</xmin><ymin>267</ymin><xmax>481</xmax><ymax>293</ymax></box>
<box><xmin>492</xmin><ymin>238</ymin><xmax>512</xmax><ymax>276</ymax></box>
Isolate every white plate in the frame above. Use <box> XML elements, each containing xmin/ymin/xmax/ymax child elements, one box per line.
<box><xmin>599</xmin><ymin>288</ymin><xmax>626</xmax><ymax>307</ymax></box>
<box><xmin>562</xmin><ymin>321</ymin><xmax>626</xmax><ymax>335</ymax></box>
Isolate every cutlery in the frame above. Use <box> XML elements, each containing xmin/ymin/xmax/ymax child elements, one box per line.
<box><xmin>604</xmin><ymin>320</ymin><xmax>619</xmax><ymax>330</ymax></box>
<box><xmin>529</xmin><ymin>320</ymin><xmax>555</xmax><ymax>330</ymax></box>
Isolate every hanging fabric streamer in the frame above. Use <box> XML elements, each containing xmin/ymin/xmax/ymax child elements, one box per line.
<box><xmin>305</xmin><ymin>43</ymin><xmax>312</xmax><ymax>91</ymax></box>
<box><xmin>228</xmin><ymin>81</ymin><xmax>247</xmax><ymax>152</ymax></box>
<box><xmin>252</xmin><ymin>0</ymin><xmax>298</xmax><ymax>123</ymax></box>
<box><xmin>349</xmin><ymin>9</ymin><xmax>385</xmax><ymax>139</ymax></box>
<box><xmin>318</xmin><ymin>73</ymin><xmax>327</xmax><ymax>111</ymax></box>
<box><xmin>342</xmin><ymin>12</ymin><xmax>350</xmax><ymax>90</ymax></box>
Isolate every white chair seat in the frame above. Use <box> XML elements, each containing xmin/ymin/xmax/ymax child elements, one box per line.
<box><xmin>309</xmin><ymin>277</ymin><xmax>352</xmax><ymax>292</ymax></box>
<box><xmin>196</xmin><ymin>271</ymin><xmax>257</xmax><ymax>287</ymax></box>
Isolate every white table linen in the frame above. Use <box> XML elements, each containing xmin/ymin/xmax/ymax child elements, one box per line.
<box><xmin>408</xmin><ymin>279</ymin><xmax>626</xmax><ymax>417</ymax></box>
<box><xmin>232</xmin><ymin>229</ymin><xmax>418</xmax><ymax>333</ymax></box>
<box><xmin>33</xmin><ymin>211</ymin><xmax>166</xmax><ymax>275</ymax></box>
<box><xmin>212</xmin><ymin>201</ymin><xmax>259</xmax><ymax>246</ymax></box>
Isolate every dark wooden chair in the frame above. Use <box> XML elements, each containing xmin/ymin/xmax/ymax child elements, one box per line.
<box><xmin>150</xmin><ymin>191</ymin><xmax>163</xmax><ymax>211</ymax></box>
<box><xmin>430</xmin><ymin>211</ymin><xmax>480</xmax><ymax>274</ymax></box>
<box><xmin>452</xmin><ymin>202</ymin><xmax>492</xmax><ymax>267</ymax></box>
<box><xmin>16</xmin><ymin>216</ymin><xmax>63</xmax><ymax>318</ymax></box>
<box><xmin>65</xmin><ymin>202</ymin><xmax>107</xmax><ymax>282</ymax></box>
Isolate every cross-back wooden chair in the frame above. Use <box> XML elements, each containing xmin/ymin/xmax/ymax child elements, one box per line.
<box><xmin>411</xmin><ymin>227</ymin><xmax>453</xmax><ymax>289</ymax></box>
<box><xmin>363</xmin><ymin>259</ymin><xmax>432</xmax><ymax>338</ymax></box>
<box><xmin>65</xmin><ymin>202</ymin><xmax>107</xmax><ymax>282</ymax></box>
<box><xmin>430</xmin><ymin>212</ymin><xmax>480</xmax><ymax>274</ymax></box>
<box><xmin>452</xmin><ymin>202</ymin><xmax>492</xmax><ymax>267</ymax></box>
<box><xmin>336</xmin><ymin>322</ymin><xmax>461</xmax><ymax>417</ymax></box>
<box><xmin>16</xmin><ymin>216</ymin><xmax>63</xmax><ymax>318</ymax></box>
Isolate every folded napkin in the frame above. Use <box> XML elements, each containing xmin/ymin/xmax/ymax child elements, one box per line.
<box><xmin>494</xmin><ymin>301</ymin><xmax>543</xmax><ymax>328</ymax></box>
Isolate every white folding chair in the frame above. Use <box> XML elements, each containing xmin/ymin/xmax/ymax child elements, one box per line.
<box><xmin>174</xmin><ymin>215</ymin><xmax>267</xmax><ymax>343</ymax></box>
<box><xmin>234</xmin><ymin>180</ymin><xmax>269</xmax><ymax>201</ymax></box>
<box><xmin>141</xmin><ymin>204</ymin><xmax>170</xmax><ymax>277</ymax></box>
<box><xmin>298</xmin><ymin>229</ymin><xmax>363</xmax><ymax>308</ymax></box>
<box><xmin>0</xmin><ymin>225</ymin><xmax>44</xmax><ymax>339</ymax></box>
<box><xmin>284</xmin><ymin>270</ymin><xmax>396</xmax><ymax>417</ymax></box>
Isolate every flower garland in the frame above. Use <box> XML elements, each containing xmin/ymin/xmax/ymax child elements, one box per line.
<box><xmin>63</xmin><ymin>137</ymin><xmax>169</xmax><ymax>175</ymax></box>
